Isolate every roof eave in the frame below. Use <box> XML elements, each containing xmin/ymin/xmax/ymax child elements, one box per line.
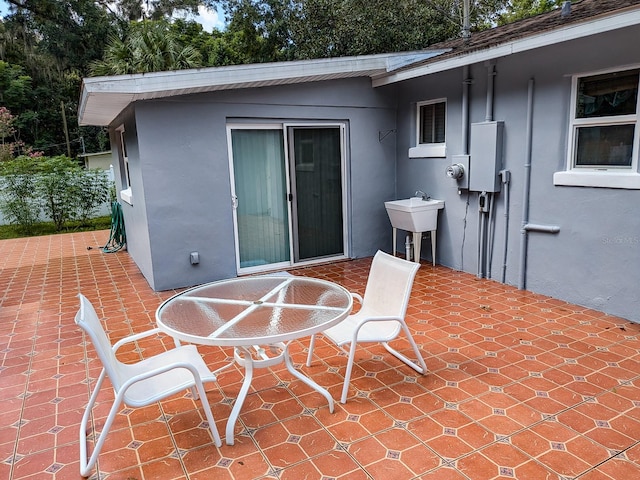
<box><xmin>78</xmin><ymin>52</ymin><xmax>440</xmax><ymax>126</ymax></box>
<box><xmin>373</xmin><ymin>7</ymin><xmax>640</xmax><ymax>87</ymax></box>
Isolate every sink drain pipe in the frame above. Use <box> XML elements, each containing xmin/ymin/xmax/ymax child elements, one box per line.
<box><xmin>518</xmin><ymin>78</ymin><xmax>560</xmax><ymax>289</ymax></box>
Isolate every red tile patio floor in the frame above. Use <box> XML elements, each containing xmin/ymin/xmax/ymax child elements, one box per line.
<box><xmin>1</xmin><ymin>231</ymin><xmax>639</xmax><ymax>479</ymax></box>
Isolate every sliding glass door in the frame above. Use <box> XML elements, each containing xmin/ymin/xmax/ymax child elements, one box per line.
<box><xmin>230</xmin><ymin>128</ymin><xmax>290</xmax><ymax>269</ymax></box>
<box><xmin>289</xmin><ymin>127</ymin><xmax>344</xmax><ymax>262</ymax></box>
<box><xmin>228</xmin><ymin>123</ymin><xmax>346</xmax><ymax>273</ymax></box>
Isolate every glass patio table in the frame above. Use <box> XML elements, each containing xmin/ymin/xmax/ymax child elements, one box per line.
<box><xmin>155</xmin><ymin>275</ymin><xmax>353</xmax><ymax>445</ymax></box>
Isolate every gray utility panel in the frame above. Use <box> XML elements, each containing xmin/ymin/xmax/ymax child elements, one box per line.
<box><xmin>469</xmin><ymin>121</ymin><xmax>504</xmax><ymax>193</ymax></box>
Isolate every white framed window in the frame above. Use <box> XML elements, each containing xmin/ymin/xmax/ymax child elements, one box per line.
<box><xmin>554</xmin><ymin>67</ymin><xmax>640</xmax><ymax>189</ymax></box>
<box><xmin>116</xmin><ymin>125</ymin><xmax>133</xmax><ymax>204</ymax></box>
<box><xmin>409</xmin><ymin>98</ymin><xmax>447</xmax><ymax>158</ymax></box>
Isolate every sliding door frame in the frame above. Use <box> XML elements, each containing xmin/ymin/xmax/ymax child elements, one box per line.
<box><xmin>227</xmin><ymin>121</ymin><xmax>350</xmax><ymax>275</ymax></box>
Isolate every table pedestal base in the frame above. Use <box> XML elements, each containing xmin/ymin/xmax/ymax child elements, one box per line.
<box><xmin>219</xmin><ymin>342</ymin><xmax>335</xmax><ymax>445</ymax></box>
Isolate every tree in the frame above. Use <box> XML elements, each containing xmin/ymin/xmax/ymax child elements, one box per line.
<box><xmin>423</xmin><ymin>0</ymin><xmax>512</xmax><ymax>31</ymax></box>
<box><xmin>210</xmin><ymin>1</ymin><xmax>513</xmax><ymax>61</ymax></box>
<box><xmin>4</xmin><ymin>1</ymin><xmax>117</xmax><ymax>75</ymax></box>
<box><xmin>5</xmin><ymin>0</ymin><xmax>213</xmax><ymax>24</ymax></box>
<box><xmin>2</xmin><ymin>0</ymin><xmax>544</xmax><ymax>160</ymax></box>
<box><xmin>89</xmin><ymin>20</ymin><xmax>203</xmax><ymax>75</ymax></box>
<box><xmin>0</xmin><ymin>106</ymin><xmax>17</xmax><ymax>161</ymax></box>
<box><xmin>1</xmin><ymin>1</ymin><xmax>118</xmax><ymax>156</ymax></box>
<box><xmin>289</xmin><ymin>0</ymin><xmax>459</xmax><ymax>59</ymax></box>
<box><xmin>0</xmin><ymin>58</ymin><xmax>86</xmax><ymax>156</ymax></box>
<box><xmin>0</xmin><ymin>61</ymin><xmax>32</xmax><ymax>111</ymax></box>
<box><xmin>0</xmin><ymin>63</ymin><xmax>38</xmax><ymax>156</ymax></box>
<box><xmin>497</xmin><ymin>0</ymin><xmax>564</xmax><ymax>25</ymax></box>
<box><xmin>94</xmin><ymin>0</ymin><xmax>212</xmax><ymax>22</ymax></box>
<box><xmin>221</xmin><ymin>0</ymin><xmax>295</xmax><ymax>62</ymax></box>
<box><xmin>2</xmin><ymin>1</ymin><xmax>223</xmax><ymax>156</ymax></box>
<box><xmin>170</xmin><ymin>18</ymin><xmax>252</xmax><ymax>66</ymax></box>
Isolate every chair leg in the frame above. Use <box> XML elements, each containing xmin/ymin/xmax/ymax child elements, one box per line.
<box><xmin>340</xmin><ymin>342</ymin><xmax>359</xmax><ymax>404</ymax></box>
<box><xmin>190</xmin><ymin>386</ymin><xmax>200</xmax><ymax>400</ymax></box>
<box><xmin>79</xmin><ymin>373</ymin><xmax>222</xmax><ymax>477</ymax></box>
<box><xmin>79</xmin><ymin>370</ymin><xmax>122</xmax><ymax>477</ymax></box>
<box><xmin>306</xmin><ymin>334</ymin><xmax>316</xmax><ymax>367</ymax></box>
<box><xmin>192</xmin><ymin>380</ymin><xmax>222</xmax><ymax>447</ymax></box>
<box><xmin>382</xmin><ymin>322</ymin><xmax>428</xmax><ymax>374</ymax></box>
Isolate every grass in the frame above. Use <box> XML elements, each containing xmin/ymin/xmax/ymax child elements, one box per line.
<box><xmin>0</xmin><ymin>216</ymin><xmax>112</xmax><ymax>240</ymax></box>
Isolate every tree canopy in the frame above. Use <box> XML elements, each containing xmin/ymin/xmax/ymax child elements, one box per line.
<box><xmin>0</xmin><ymin>0</ymin><xmax>560</xmax><ymax>159</ymax></box>
<box><xmin>89</xmin><ymin>20</ymin><xmax>203</xmax><ymax>75</ymax></box>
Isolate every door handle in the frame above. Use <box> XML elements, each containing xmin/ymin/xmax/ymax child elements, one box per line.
<box><xmin>288</xmin><ymin>193</ymin><xmax>293</xmax><ymax>201</ymax></box>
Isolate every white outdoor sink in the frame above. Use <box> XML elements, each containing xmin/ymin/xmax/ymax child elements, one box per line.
<box><xmin>385</xmin><ymin>197</ymin><xmax>445</xmax><ymax>232</ymax></box>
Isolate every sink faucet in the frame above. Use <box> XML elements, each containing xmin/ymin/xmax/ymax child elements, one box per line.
<box><xmin>415</xmin><ymin>190</ymin><xmax>430</xmax><ymax>201</ymax></box>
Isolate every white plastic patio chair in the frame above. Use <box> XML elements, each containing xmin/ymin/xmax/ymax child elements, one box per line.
<box><xmin>306</xmin><ymin>250</ymin><xmax>428</xmax><ymax>403</ymax></box>
<box><xmin>75</xmin><ymin>294</ymin><xmax>222</xmax><ymax>477</ymax></box>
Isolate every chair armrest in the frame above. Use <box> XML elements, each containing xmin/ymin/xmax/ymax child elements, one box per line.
<box><xmin>351</xmin><ymin>315</ymin><xmax>404</xmax><ymax>342</ymax></box>
<box><xmin>358</xmin><ymin>315</ymin><xmax>402</xmax><ymax>323</ymax></box>
<box><xmin>112</xmin><ymin>328</ymin><xmax>164</xmax><ymax>352</ymax></box>
<box><xmin>119</xmin><ymin>361</ymin><xmax>205</xmax><ymax>393</ymax></box>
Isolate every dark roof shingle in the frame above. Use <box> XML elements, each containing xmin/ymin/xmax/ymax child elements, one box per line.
<box><xmin>411</xmin><ymin>0</ymin><xmax>640</xmax><ymax>68</ymax></box>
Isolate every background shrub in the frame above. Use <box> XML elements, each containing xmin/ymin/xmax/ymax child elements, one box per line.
<box><xmin>0</xmin><ymin>156</ymin><xmax>41</xmax><ymax>234</ymax></box>
<box><xmin>0</xmin><ymin>155</ymin><xmax>113</xmax><ymax>233</ymax></box>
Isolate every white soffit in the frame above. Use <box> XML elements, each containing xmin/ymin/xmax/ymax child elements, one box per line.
<box><xmin>78</xmin><ymin>51</ymin><xmax>444</xmax><ymax>126</ymax></box>
<box><xmin>373</xmin><ymin>8</ymin><xmax>640</xmax><ymax>87</ymax></box>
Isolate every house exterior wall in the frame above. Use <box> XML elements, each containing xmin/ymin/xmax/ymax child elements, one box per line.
<box><xmin>107</xmin><ymin>24</ymin><xmax>639</xmax><ymax>321</ymax></box>
<box><xmin>109</xmin><ymin>108</ymin><xmax>155</xmax><ymax>284</ymax></box>
<box><xmin>394</xmin><ymin>26</ymin><xmax>640</xmax><ymax>321</ymax></box>
<box><xmin>120</xmin><ymin>77</ymin><xmax>398</xmax><ymax>291</ymax></box>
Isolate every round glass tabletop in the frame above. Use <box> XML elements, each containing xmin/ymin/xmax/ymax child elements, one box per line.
<box><xmin>156</xmin><ymin>276</ymin><xmax>353</xmax><ymax>347</ymax></box>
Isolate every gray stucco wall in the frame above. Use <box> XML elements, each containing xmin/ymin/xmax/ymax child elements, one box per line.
<box><xmin>393</xmin><ymin>26</ymin><xmax>640</xmax><ymax>321</ymax></box>
<box><xmin>111</xmin><ymin>25</ymin><xmax>639</xmax><ymax>321</ymax></box>
<box><xmin>126</xmin><ymin>77</ymin><xmax>398</xmax><ymax>291</ymax></box>
<box><xmin>108</xmin><ymin>112</ymin><xmax>154</xmax><ymax>285</ymax></box>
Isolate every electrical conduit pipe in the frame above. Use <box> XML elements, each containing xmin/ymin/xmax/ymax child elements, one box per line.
<box><xmin>518</xmin><ymin>78</ymin><xmax>560</xmax><ymax>289</ymax></box>
<box><xmin>478</xmin><ymin>61</ymin><xmax>497</xmax><ymax>279</ymax></box>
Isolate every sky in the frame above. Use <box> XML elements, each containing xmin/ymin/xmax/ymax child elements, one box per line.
<box><xmin>173</xmin><ymin>5</ymin><xmax>226</xmax><ymax>32</ymax></box>
<box><xmin>0</xmin><ymin>2</ymin><xmax>226</xmax><ymax>32</ymax></box>
<box><xmin>0</xmin><ymin>2</ymin><xmax>10</xmax><ymax>19</ymax></box>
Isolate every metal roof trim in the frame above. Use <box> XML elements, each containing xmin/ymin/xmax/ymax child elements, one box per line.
<box><xmin>373</xmin><ymin>7</ymin><xmax>640</xmax><ymax>87</ymax></box>
<box><xmin>78</xmin><ymin>51</ymin><xmax>442</xmax><ymax>126</ymax></box>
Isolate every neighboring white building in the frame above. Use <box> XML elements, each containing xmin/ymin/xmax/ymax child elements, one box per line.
<box><xmin>80</xmin><ymin>150</ymin><xmax>113</xmax><ymax>171</ymax></box>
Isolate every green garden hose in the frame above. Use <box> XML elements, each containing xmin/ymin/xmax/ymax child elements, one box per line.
<box><xmin>103</xmin><ymin>201</ymin><xmax>126</xmax><ymax>253</ymax></box>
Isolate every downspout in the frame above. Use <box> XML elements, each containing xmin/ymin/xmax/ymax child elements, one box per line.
<box><xmin>500</xmin><ymin>169</ymin><xmax>511</xmax><ymax>283</ymax></box>
<box><xmin>459</xmin><ymin>65</ymin><xmax>471</xmax><ymax>272</ymax></box>
<box><xmin>518</xmin><ymin>78</ymin><xmax>561</xmax><ymax>289</ymax></box>
<box><xmin>486</xmin><ymin>190</ymin><xmax>496</xmax><ymax>278</ymax></box>
<box><xmin>478</xmin><ymin>62</ymin><xmax>496</xmax><ymax>278</ymax></box>
<box><xmin>477</xmin><ymin>192</ymin><xmax>486</xmax><ymax>278</ymax></box>
<box><xmin>462</xmin><ymin>65</ymin><xmax>470</xmax><ymax>154</ymax></box>
<box><xmin>485</xmin><ymin>61</ymin><xmax>496</xmax><ymax>122</ymax></box>
<box><xmin>519</xmin><ymin>79</ymin><xmax>535</xmax><ymax>290</ymax></box>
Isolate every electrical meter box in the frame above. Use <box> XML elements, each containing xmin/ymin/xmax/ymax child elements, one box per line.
<box><xmin>469</xmin><ymin>121</ymin><xmax>504</xmax><ymax>192</ymax></box>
